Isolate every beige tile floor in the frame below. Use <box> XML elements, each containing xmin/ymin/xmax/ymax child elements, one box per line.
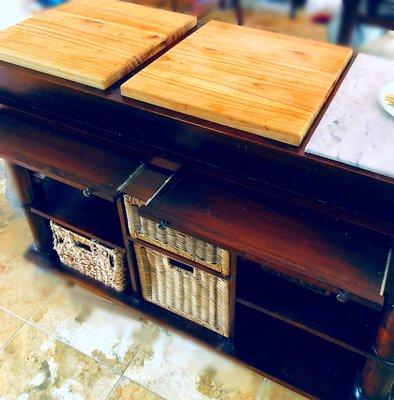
<box><xmin>0</xmin><ymin>160</ymin><xmax>306</xmax><ymax>399</ymax></box>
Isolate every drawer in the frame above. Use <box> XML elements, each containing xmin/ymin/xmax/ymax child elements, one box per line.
<box><xmin>134</xmin><ymin>244</ymin><xmax>230</xmax><ymax>337</ymax></box>
<box><xmin>50</xmin><ymin>222</ymin><xmax>127</xmax><ymax>292</ymax></box>
<box><xmin>125</xmin><ymin>196</ymin><xmax>230</xmax><ymax>276</ymax></box>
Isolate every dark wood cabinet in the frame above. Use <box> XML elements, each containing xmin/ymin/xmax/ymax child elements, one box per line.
<box><xmin>0</xmin><ymin>59</ymin><xmax>393</xmax><ymax>399</ymax></box>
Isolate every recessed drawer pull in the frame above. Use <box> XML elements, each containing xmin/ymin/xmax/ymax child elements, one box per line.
<box><xmin>74</xmin><ymin>240</ymin><xmax>92</xmax><ymax>252</ymax></box>
<box><xmin>170</xmin><ymin>258</ymin><xmax>194</xmax><ymax>274</ymax></box>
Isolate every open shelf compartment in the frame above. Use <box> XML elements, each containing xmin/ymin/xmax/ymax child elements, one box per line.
<box><xmin>234</xmin><ymin>303</ymin><xmax>364</xmax><ymax>400</ymax></box>
<box><xmin>236</xmin><ymin>257</ymin><xmax>380</xmax><ymax>357</ymax></box>
<box><xmin>31</xmin><ymin>177</ymin><xmax>124</xmax><ymax>249</ymax></box>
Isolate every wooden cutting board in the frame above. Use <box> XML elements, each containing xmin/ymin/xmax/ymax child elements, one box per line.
<box><xmin>121</xmin><ymin>20</ymin><xmax>352</xmax><ymax>145</ymax></box>
<box><xmin>0</xmin><ymin>0</ymin><xmax>196</xmax><ymax>89</ymax></box>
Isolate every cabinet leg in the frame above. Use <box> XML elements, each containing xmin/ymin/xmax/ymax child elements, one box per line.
<box><xmin>354</xmin><ymin>305</ymin><xmax>394</xmax><ymax>400</ymax></box>
<box><xmin>337</xmin><ymin>0</ymin><xmax>361</xmax><ymax>45</ymax></box>
<box><xmin>233</xmin><ymin>0</ymin><xmax>243</xmax><ymax>25</ymax></box>
<box><xmin>26</xmin><ymin>210</ymin><xmax>52</xmax><ymax>253</ymax></box>
<box><xmin>5</xmin><ymin>162</ymin><xmax>52</xmax><ymax>253</ymax></box>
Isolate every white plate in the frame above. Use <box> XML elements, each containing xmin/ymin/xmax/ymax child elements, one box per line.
<box><xmin>379</xmin><ymin>81</ymin><xmax>394</xmax><ymax>117</ymax></box>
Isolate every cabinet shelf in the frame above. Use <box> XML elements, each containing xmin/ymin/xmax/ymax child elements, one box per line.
<box><xmin>236</xmin><ymin>258</ymin><xmax>380</xmax><ymax>357</ymax></box>
<box><xmin>234</xmin><ymin>303</ymin><xmax>364</xmax><ymax>400</ymax></box>
<box><xmin>31</xmin><ymin>178</ymin><xmax>124</xmax><ymax>249</ymax></box>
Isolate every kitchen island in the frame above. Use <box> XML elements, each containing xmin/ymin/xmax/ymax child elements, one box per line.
<box><xmin>0</xmin><ymin>2</ymin><xmax>393</xmax><ymax>398</ymax></box>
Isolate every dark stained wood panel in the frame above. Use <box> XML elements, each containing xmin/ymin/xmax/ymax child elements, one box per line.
<box><xmin>31</xmin><ymin>178</ymin><xmax>124</xmax><ymax>248</ymax></box>
<box><xmin>235</xmin><ymin>303</ymin><xmax>363</xmax><ymax>400</ymax></box>
<box><xmin>0</xmin><ymin>108</ymin><xmax>142</xmax><ymax>200</ymax></box>
<box><xmin>142</xmin><ymin>172</ymin><xmax>390</xmax><ymax>306</ymax></box>
<box><xmin>236</xmin><ymin>258</ymin><xmax>380</xmax><ymax>356</ymax></box>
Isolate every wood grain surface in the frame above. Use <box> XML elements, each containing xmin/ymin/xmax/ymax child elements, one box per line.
<box><xmin>121</xmin><ymin>20</ymin><xmax>352</xmax><ymax>145</ymax></box>
<box><xmin>0</xmin><ymin>0</ymin><xmax>196</xmax><ymax>89</ymax></box>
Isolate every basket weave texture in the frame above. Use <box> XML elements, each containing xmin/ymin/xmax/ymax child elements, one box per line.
<box><xmin>51</xmin><ymin>222</ymin><xmax>126</xmax><ymax>292</ymax></box>
<box><xmin>134</xmin><ymin>244</ymin><xmax>230</xmax><ymax>337</ymax></box>
<box><xmin>124</xmin><ymin>196</ymin><xmax>230</xmax><ymax>276</ymax></box>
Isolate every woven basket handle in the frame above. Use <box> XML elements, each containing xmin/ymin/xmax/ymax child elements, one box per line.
<box><xmin>170</xmin><ymin>258</ymin><xmax>194</xmax><ymax>274</ymax></box>
<box><xmin>74</xmin><ymin>240</ymin><xmax>92</xmax><ymax>252</ymax></box>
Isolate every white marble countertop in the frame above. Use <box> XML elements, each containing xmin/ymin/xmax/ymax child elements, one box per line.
<box><xmin>306</xmin><ymin>53</ymin><xmax>394</xmax><ymax>179</ymax></box>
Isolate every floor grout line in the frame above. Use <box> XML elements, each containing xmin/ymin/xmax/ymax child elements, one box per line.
<box><xmin>25</xmin><ymin>285</ymin><xmax>62</xmax><ymax>323</ymax></box>
<box><xmin>120</xmin><ymin>345</ymin><xmax>143</xmax><ymax>376</ymax></box>
<box><xmin>0</xmin><ymin>319</ymin><xmax>28</xmax><ymax>354</ymax></box>
<box><xmin>25</xmin><ymin>320</ymin><xmax>126</xmax><ymax>375</ymax></box>
<box><xmin>0</xmin><ymin>287</ymin><xmax>63</xmax><ymax>356</ymax></box>
<box><xmin>114</xmin><ymin>333</ymin><xmax>172</xmax><ymax>400</ymax></box>
<box><xmin>0</xmin><ymin>295</ymin><xmax>154</xmax><ymax>400</ymax></box>
<box><xmin>104</xmin><ymin>373</ymin><xmax>167</xmax><ymax>400</ymax></box>
<box><xmin>104</xmin><ymin>374</ymin><xmax>124</xmax><ymax>400</ymax></box>
<box><xmin>24</xmin><ymin>286</ymin><xmax>160</xmax><ymax>379</ymax></box>
<box><xmin>0</xmin><ymin>280</ymin><xmax>61</xmax><ymax>323</ymax></box>
<box><xmin>104</xmin><ymin>340</ymin><xmax>145</xmax><ymax>400</ymax></box>
<box><xmin>0</xmin><ymin>304</ymin><xmax>27</xmax><ymax>322</ymax></box>
<box><xmin>103</xmin><ymin>330</ymin><xmax>167</xmax><ymax>400</ymax></box>
<box><xmin>19</xmin><ymin>285</ymin><xmax>131</xmax><ymax>376</ymax></box>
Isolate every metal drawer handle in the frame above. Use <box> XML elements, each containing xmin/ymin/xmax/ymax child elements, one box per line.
<box><xmin>83</xmin><ymin>187</ymin><xmax>94</xmax><ymax>197</ymax></box>
<box><xmin>336</xmin><ymin>290</ymin><xmax>350</xmax><ymax>303</ymax></box>
<box><xmin>158</xmin><ymin>220</ymin><xmax>169</xmax><ymax>231</ymax></box>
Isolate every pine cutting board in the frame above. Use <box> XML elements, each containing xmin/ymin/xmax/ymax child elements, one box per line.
<box><xmin>121</xmin><ymin>20</ymin><xmax>352</xmax><ymax>145</ymax></box>
<box><xmin>0</xmin><ymin>0</ymin><xmax>196</xmax><ymax>89</ymax></box>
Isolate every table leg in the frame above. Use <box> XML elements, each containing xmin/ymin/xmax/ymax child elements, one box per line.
<box><xmin>233</xmin><ymin>0</ymin><xmax>243</xmax><ymax>25</ymax></box>
<box><xmin>354</xmin><ymin>304</ymin><xmax>394</xmax><ymax>400</ymax></box>
<box><xmin>337</xmin><ymin>0</ymin><xmax>361</xmax><ymax>45</ymax></box>
<box><xmin>5</xmin><ymin>161</ymin><xmax>52</xmax><ymax>253</ymax></box>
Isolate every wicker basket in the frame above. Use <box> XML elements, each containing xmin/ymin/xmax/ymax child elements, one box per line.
<box><xmin>124</xmin><ymin>196</ymin><xmax>230</xmax><ymax>276</ymax></box>
<box><xmin>50</xmin><ymin>222</ymin><xmax>126</xmax><ymax>292</ymax></box>
<box><xmin>134</xmin><ymin>244</ymin><xmax>230</xmax><ymax>337</ymax></box>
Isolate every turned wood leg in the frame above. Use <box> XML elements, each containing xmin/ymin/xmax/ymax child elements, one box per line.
<box><xmin>232</xmin><ymin>0</ymin><xmax>243</xmax><ymax>25</ymax></box>
<box><xmin>354</xmin><ymin>305</ymin><xmax>394</xmax><ymax>400</ymax></box>
<box><xmin>5</xmin><ymin>162</ymin><xmax>52</xmax><ymax>253</ymax></box>
<box><xmin>290</xmin><ymin>0</ymin><xmax>297</xmax><ymax>19</ymax></box>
